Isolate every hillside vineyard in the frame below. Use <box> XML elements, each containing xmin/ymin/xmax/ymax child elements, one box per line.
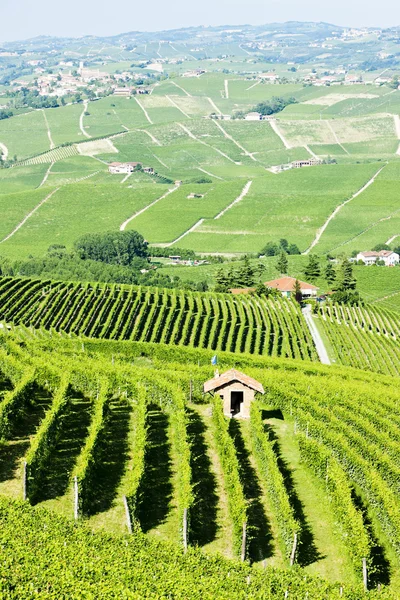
<box><xmin>0</xmin><ymin>329</ymin><xmax>399</xmax><ymax>597</ymax></box>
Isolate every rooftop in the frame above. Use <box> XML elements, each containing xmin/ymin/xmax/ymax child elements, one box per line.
<box><xmin>204</xmin><ymin>369</ymin><xmax>265</xmax><ymax>394</ymax></box>
<box><xmin>265</xmin><ymin>276</ymin><xmax>318</xmax><ymax>292</ymax></box>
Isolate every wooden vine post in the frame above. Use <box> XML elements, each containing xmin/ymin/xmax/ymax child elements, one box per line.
<box><xmin>22</xmin><ymin>461</ymin><xmax>27</xmax><ymax>501</ymax></box>
<box><xmin>362</xmin><ymin>557</ymin><xmax>368</xmax><ymax>591</ymax></box>
<box><xmin>123</xmin><ymin>495</ymin><xmax>133</xmax><ymax>534</ymax></box>
<box><xmin>73</xmin><ymin>476</ymin><xmax>79</xmax><ymax>521</ymax></box>
<box><xmin>241</xmin><ymin>521</ymin><xmax>247</xmax><ymax>562</ymax></box>
<box><xmin>290</xmin><ymin>533</ymin><xmax>298</xmax><ymax>566</ymax></box>
<box><xmin>183</xmin><ymin>508</ymin><xmax>188</xmax><ymax>553</ymax></box>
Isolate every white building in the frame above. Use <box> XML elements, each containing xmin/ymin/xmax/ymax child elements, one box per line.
<box><xmin>357</xmin><ymin>251</ymin><xmax>400</xmax><ymax>266</ymax></box>
<box><xmin>108</xmin><ymin>162</ymin><xmax>140</xmax><ymax>174</ymax></box>
<box><xmin>245</xmin><ymin>112</ymin><xmax>262</xmax><ymax>121</ymax></box>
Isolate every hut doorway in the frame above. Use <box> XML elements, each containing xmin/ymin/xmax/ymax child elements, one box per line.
<box><xmin>231</xmin><ymin>391</ymin><xmax>244</xmax><ymax>416</ymax></box>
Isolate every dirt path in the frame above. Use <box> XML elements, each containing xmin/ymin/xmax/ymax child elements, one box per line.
<box><xmin>393</xmin><ymin>115</ymin><xmax>400</xmax><ymax>156</ymax></box>
<box><xmin>215</xmin><ymin>180</ymin><xmax>252</xmax><ymax>220</ymax></box>
<box><xmin>38</xmin><ymin>162</ymin><xmax>54</xmax><ymax>188</ymax></box>
<box><xmin>153</xmin><ymin>155</ymin><xmax>170</xmax><ymax>169</ymax></box>
<box><xmin>0</xmin><ymin>188</ymin><xmax>60</xmax><ymax>243</ymax></box>
<box><xmin>137</xmin><ymin>129</ymin><xmax>162</xmax><ymax>146</ymax></box>
<box><xmin>164</xmin><ymin>218</ymin><xmax>205</xmax><ymax>247</ymax></box>
<box><xmin>0</xmin><ymin>142</ymin><xmax>8</xmax><ymax>160</ymax></box>
<box><xmin>42</xmin><ymin>110</ymin><xmax>55</xmax><ymax>149</ymax></box>
<box><xmin>304</xmin><ymin>145</ymin><xmax>320</xmax><ymax>160</ymax></box>
<box><xmin>171</xmin><ymin>80</ymin><xmax>191</xmax><ymax>97</ymax></box>
<box><xmin>207</xmin><ymin>97</ymin><xmax>222</xmax><ymax>114</ymax></box>
<box><xmin>386</xmin><ymin>234</ymin><xmax>399</xmax><ymax>244</ymax></box>
<box><xmin>134</xmin><ymin>97</ymin><xmax>153</xmax><ymax>125</ymax></box>
<box><xmin>213</xmin><ymin>120</ymin><xmax>258</xmax><ymax>162</ymax></box>
<box><xmin>326</xmin><ymin>121</ymin><xmax>350</xmax><ymax>155</ymax></box>
<box><xmin>303</xmin><ymin>165</ymin><xmax>386</xmax><ymax>255</ymax></box>
<box><xmin>119</xmin><ymin>186</ymin><xmax>179</xmax><ymax>231</ymax></box>
<box><xmin>224</xmin><ymin>79</ymin><xmax>229</xmax><ymax>99</ymax></box>
<box><xmin>166</xmin><ymin>95</ymin><xmax>191</xmax><ymax>119</ymax></box>
<box><xmin>246</xmin><ymin>79</ymin><xmax>261</xmax><ymax>91</ymax></box>
<box><xmin>197</xmin><ymin>167</ymin><xmax>224</xmax><ymax>180</ymax></box>
<box><xmin>79</xmin><ymin>100</ymin><xmax>91</xmax><ymax>138</ymax></box>
<box><xmin>178</xmin><ymin>123</ymin><xmax>240</xmax><ymax>165</ymax></box>
<box><xmin>269</xmin><ymin>119</ymin><xmax>291</xmax><ymax>149</ymax></box>
<box><xmin>302</xmin><ymin>306</ymin><xmax>330</xmax><ymax>365</ymax></box>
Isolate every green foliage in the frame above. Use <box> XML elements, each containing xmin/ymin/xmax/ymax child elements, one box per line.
<box><xmin>252</xmin><ymin>96</ymin><xmax>297</xmax><ymax>116</ymax></box>
<box><xmin>276</xmin><ymin>251</ymin><xmax>288</xmax><ymax>275</ymax></box>
<box><xmin>325</xmin><ymin>261</ymin><xmax>336</xmax><ymax>285</ymax></box>
<box><xmin>304</xmin><ymin>254</ymin><xmax>321</xmax><ymax>283</ymax></box>
<box><xmin>0</xmin><ymin>368</ymin><xmax>36</xmax><ymax>440</ymax></box>
<box><xmin>74</xmin><ymin>230</ymin><xmax>149</xmax><ymax>266</ymax></box>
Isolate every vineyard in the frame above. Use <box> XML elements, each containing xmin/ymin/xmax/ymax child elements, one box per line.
<box><xmin>316</xmin><ymin>303</ymin><xmax>400</xmax><ymax>375</ymax></box>
<box><xmin>0</xmin><ymin>327</ymin><xmax>399</xmax><ymax>597</ymax></box>
<box><xmin>0</xmin><ymin>277</ymin><xmax>317</xmax><ymax>360</ymax></box>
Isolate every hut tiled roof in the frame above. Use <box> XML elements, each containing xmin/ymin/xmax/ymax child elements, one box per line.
<box><xmin>204</xmin><ymin>369</ymin><xmax>264</xmax><ymax>394</ymax></box>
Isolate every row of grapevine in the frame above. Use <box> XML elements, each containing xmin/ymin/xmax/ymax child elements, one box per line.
<box><xmin>25</xmin><ymin>373</ymin><xmax>70</xmax><ymax>502</ymax></box>
<box><xmin>0</xmin><ymin>276</ymin><xmax>318</xmax><ymax>361</ymax></box>
<box><xmin>249</xmin><ymin>403</ymin><xmax>300</xmax><ymax>563</ymax></box>
<box><xmin>298</xmin><ymin>433</ymin><xmax>371</xmax><ymax>574</ymax></box>
<box><xmin>211</xmin><ymin>395</ymin><xmax>248</xmax><ymax>559</ymax></box>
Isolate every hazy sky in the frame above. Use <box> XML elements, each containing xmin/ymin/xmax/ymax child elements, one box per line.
<box><xmin>1</xmin><ymin>0</ymin><xmax>400</xmax><ymax>42</ymax></box>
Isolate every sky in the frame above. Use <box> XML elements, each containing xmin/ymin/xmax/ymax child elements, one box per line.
<box><xmin>1</xmin><ymin>0</ymin><xmax>400</xmax><ymax>42</ymax></box>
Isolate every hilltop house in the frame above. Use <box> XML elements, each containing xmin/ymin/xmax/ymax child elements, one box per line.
<box><xmin>203</xmin><ymin>369</ymin><xmax>264</xmax><ymax>419</ymax></box>
<box><xmin>265</xmin><ymin>276</ymin><xmax>318</xmax><ymax>298</ymax></box>
<box><xmin>292</xmin><ymin>158</ymin><xmax>323</xmax><ymax>168</ymax></box>
<box><xmin>245</xmin><ymin>112</ymin><xmax>262</xmax><ymax>121</ymax></box>
<box><xmin>356</xmin><ymin>251</ymin><xmax>400</xmax><ymax>266</ymax></box>
<box><xmin>108</xmin><ymin>162</ymin><xmax>141</xmax><ymax>174</ymax></box>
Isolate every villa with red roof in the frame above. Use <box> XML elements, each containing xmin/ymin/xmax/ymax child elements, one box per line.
<box><xmin>264</xmin><ymin>276</ymin><xmax>318</xmax><ymax>298</ymax></box>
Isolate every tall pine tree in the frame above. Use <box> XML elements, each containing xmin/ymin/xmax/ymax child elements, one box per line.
<box><xmin>276</xmin><ymin>251</ymin><xmax>288</xmax><ymax>274</ymax></box>
<box><xmin>325</xmin><ymin>261</ymin><xmax>336</xmax><ymax>286</ymax></box>
<box><xmin>304</xmin><ymin>254</ymin><xmax>321</xmax><ymax>282</ymax></box>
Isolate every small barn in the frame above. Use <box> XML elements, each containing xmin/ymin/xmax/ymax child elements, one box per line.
<box><xmin>203</xmin><ymin>369</ymin><xmax>264</xmax><ymax>419</ymax></box>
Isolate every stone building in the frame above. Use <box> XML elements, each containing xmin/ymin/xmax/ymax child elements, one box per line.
<box><xmin>203</xmin><ymin>369</ymin><xmax>264</xmax><ymax>419</ymax></box>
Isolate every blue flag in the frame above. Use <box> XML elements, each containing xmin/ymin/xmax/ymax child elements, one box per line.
<box><xmin>211</xmin><ymin>355</ymin><xmax>218</xmax><ymax>366</ymax></box>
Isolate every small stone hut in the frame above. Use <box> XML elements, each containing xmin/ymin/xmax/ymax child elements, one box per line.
<box><xmin>203</xmin><ymin>369</ymin><xmax>264</xmax><ymax>419</ymax></box>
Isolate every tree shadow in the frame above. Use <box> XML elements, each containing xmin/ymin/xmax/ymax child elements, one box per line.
<box><xmin>186</xmin><ymin>408</ymin><xmax>218</xmax><ymax>546</ymax></box>
<box><xmin>262</xmin><ymin>409</ymin><xmax>284</xmax><ymax>421</ymax></box>
<box><xmin>351</xmin><ymin>489</ymin><xmax>391</xmax><ymax>588</ymax></box>
<box><xmin>87</xmin><ymin>397</ymin><xmax>132</xmax><ymax>516</ymax></box>
<box><xmin>264</xmin><ymin>421</ymin><xmax>323</xmax><ymax>567</ymax></box>
<box><xmin>0</xmin><ymin>384</ymin><xmax>52</xmax><ymax>483</ymax></box>
<box><xmin>33</xmin><ymin>392</ymin><xmax>92</xmax><ymax>504</ymax></box>
<box><xmin>137</xmin><ymin>404</ymin><xmax>173</xmax><ymax>532</ymax></box>
<box><xmin>228</xmin><ymin>419</ymin><xmax>274</xmax><ymax>563</ymax></box>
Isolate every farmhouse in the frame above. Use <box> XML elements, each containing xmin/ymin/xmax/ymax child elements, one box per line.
<box><xmin>265</xmin><ymin>276</ymin><xmax>318</xmax><ymax>298</ymax></box>
<box><xmin>113</xmin><ymin>87</ymin><xmax>132</xmax><ymax>97</ymax></box>
<box><xmin>203</xmin><ymin>369</ymin><xmax>264</xmax><ymax>419</ymax></box>
<box><xmin>357</xmin><ymin>251</ymin><xmax>400</xmax><ymax>266</ymax></box>
<box><xmin>245</xmin><ymin>112</ymin><xmax>262</xmax><ymax>121</ymax></box>
<box><xmin>259</xmin><ymin>73</ymin><xmax>279</xmax><ymax>81</ymax></box>
<box><xmin>108</xmin><ymin>162</ymin><xmax>140</xmax><ymax>174</ymax></box>
<box><xmin>292</xmin><ymin>158</ymin><xmax>323</xmax><ymax>168</ymax></box>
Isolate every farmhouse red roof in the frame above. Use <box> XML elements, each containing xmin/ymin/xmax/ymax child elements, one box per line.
<box><xmin>265</xmin><ymin>276</ymin><xmax>318</xmax><ymax>292</ymax></box>
<box><xmin>204</xmin><ymin>369</ymin><xmax>265</xmax><ymax>394</ymax></box>
<box><xmin>360</xmin><ymin>250</ymin><xmax>396</xmax><ymax>257</ymax></box>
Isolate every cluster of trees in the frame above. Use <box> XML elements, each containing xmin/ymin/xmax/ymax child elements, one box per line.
<box><xmin>260</xmin><ymin>239</ymin><xmax>300</xmax><ymax>256</ymax></box>
<box><xmin>8</xmin><ymin>88</ymin><xmax>60</xmax><ymax>109</ymax></box>
<box><xmin>0</xmin><ymin>109</ymin><xmax>13</xmax><ymax>121</ymax></box>
<box><xmin>74</xmin><ymin>231</ymin><xmax>149</xmax><ymax>266</ymax></box>
<box><xmin>303</xmin><ymin>254</ymin><xmax>361</xmax><ymax>305</ymax></box>
<box><xmin>214</xmin><ymin>257</ymin><xmax>270</xmax><ymax>294</ymax></box>
<box><xmin>253</xmin><ymin>96</ymin><xmax>298</xmax><ymax>116</ymax></box>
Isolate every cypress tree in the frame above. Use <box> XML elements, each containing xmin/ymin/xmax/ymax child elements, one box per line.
<box><xmin>325</xmin><ymin>261</ymin><xmax>336</xmax><ymax>285</ymax></box>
